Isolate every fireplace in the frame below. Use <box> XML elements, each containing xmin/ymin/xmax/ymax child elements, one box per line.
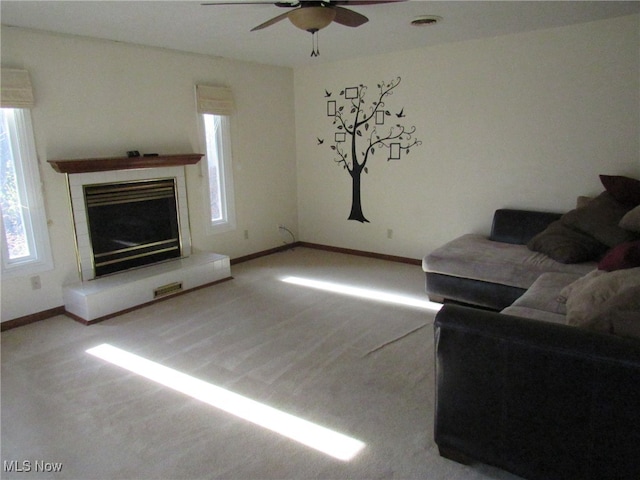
<box><xmin>84</xmin><ymin>178</ymin><xmax>181</xmax><ymax>277</ymax></box>
<box><xmin>57</xmin><ymin>160</ymin><xmax>196</xmax><ymax>282</ymax></box>
<box><xmin>49</xmin><ymin>154</ymin><xmax>232</xmax><ymax>323</ymax></box>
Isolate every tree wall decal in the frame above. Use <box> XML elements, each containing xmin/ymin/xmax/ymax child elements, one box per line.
<box><xmin>323</xmin><ymin>77</ymin><xmax>421</xmax><ymax>223</ymax></box>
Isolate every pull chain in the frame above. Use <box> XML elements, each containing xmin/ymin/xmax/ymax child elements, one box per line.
<box><xmin>310</xmin><ymin>30</ymin><xmax>320</xmax><ymax>57</ymax></box>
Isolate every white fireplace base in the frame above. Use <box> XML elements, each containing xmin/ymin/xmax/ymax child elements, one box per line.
<box><xmin>63</xmin><ymin>252</ymin><xmax>231</xmax><ymax>323</ymax></box>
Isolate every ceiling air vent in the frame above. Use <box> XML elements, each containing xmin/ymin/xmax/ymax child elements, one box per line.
<box><xmin>411</xmin><ymin>15</ymin><xmax>442</xmax><ymax>27</ymax></box>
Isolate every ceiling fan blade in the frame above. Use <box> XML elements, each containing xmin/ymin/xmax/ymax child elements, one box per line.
<box><xmin>329</xmin><ymin>0</ymin><xmax>407</xmax><ymax>5</ymax></box>
<box><xmin>201</xmin><ymin>1</ymin><xmax>299</xmax><ymax>5</ymax></box>
<box><xmin>332</xmin><ymin>6</ymin><xmax>368</xmax><ymax>27</ymax></box>
<box><xmin>202</xmin><ymin>1</ymin><xmax>275</xmax><ymax>5</ymax></box>
<box><xmin>250</xmin><ymin>10</ymin><xmax>293</xmax><ymax>31</ymax></box>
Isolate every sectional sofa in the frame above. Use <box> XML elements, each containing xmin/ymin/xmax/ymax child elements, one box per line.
<box><xmin>423</xmin><ymin>175</ymin><xmax>640</xmax><ymax>479</ymax></box>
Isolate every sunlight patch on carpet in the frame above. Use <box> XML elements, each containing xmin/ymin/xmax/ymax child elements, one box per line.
<box><xmin>281</xmin><ymin>276</ymin><xmax>443</xmax><ymax>311</ymax></box>
<box><xmin>86</xmin><ymin>344</ymin><xmax>365</xmax><ymax>461</ymax></box>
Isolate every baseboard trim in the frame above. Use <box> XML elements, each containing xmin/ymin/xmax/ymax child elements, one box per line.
<box><xmin>298</xmin><ymin>242</ymin><xmax>422</xmax><ymax>266</ymax></box>
<box><xmin>231</xmin><ymin>243</ymin><xmax>299</xmax><ymax>265</ymax></box>
<box><xmin>4</xmin><ymin>244</ymin><xmax>420</xmax><ymax>331</ymax></box>
<box><xmin>230</xmin><ymin>242</ymin><xmax>421</xmax><ymax>266</ymax></box>
<box><xmin>1</xmin><ymin>306</ymin><xmax>66</xmax><ymax>331</ymax></box>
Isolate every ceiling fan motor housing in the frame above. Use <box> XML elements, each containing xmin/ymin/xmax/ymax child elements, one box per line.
<box><xmin>288</xmin><ymin>6</ymin><xmax>337</xmax><ymax>32</ymax></box>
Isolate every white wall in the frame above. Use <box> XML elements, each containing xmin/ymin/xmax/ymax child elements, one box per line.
<box><xmin>2</xmin><ymin>14</ymin><xmax>639</xmax><ymax>322</ymax></box>
<box><xmin>1</xmin><ymin>28</ymin><xmax>297</xmax><ymax>322</ymax></box>
<box><xmin>294</xmin><ymin>14</ymin><xmax>640</xmax><ymax>260</ymax></box>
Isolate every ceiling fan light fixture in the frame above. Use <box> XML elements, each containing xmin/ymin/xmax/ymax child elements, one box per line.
<box><xmin>289</xmin><ymin>6</ymin><xmax>337</xmax><ymax>32</ymax></box>
<box><xmin>411</xmin><ymin>15</ymin><xmax>442</xmax><ymax>27</ymax></box>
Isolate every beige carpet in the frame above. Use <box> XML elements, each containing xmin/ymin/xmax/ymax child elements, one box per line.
<box><xmin>2</xmin><ymin>248</ymin><xmax>521</xmax><ymax>479</ymax></box>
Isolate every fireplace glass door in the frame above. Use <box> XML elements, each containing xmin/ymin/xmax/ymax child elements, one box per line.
<box><xmin>84</xmin><ymin>178</ymin><xmax>181</xmax><ymax>277</ymax></box>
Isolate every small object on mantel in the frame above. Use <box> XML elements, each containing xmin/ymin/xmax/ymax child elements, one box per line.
<box><xmin>48</xmin><ymin>153</ymin><xmax>204</xmax><ymax>174</ymax></box>
<box><xmin>143</xmin><ymin>153</ymin><xmax>159</xmax><ymax>157</ymax></box>
<box><xmin>126</xmin><ymin>150</ymin><xmax>140</xmax><ymax>157</ymax></box>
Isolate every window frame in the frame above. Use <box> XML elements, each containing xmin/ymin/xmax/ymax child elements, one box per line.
<box><xmin>0</xmin><ymin>108</ymin><xmax>53</xmax><ymax>277</ymax></box>
<box><xmin>201</xmin><ymin>113</ymin><xmax>236</xmax><ymax>235</ymax></box>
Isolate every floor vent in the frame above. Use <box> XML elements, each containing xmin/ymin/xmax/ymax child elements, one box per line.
<box><xmin>154</xmin><ymin>282</ymin><xmax>183</xmax><ymax>298</ymax></box>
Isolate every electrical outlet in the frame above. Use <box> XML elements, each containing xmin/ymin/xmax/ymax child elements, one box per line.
<box><xmin>244</xmin><ymin>229</ymin><xmax>249</xmax><ymax>240</ymax></box>
<box><xmin>387</xmin><ymin>229</ymin><xmax>393</xmax><ymax>239</ymax></box>
<box><xmin>30</xmin><ymin>275</ymin><xmax>41</xmax><ymax>290</ymax></box>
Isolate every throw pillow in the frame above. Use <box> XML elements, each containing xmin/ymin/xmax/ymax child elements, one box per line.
<box><xmin>601</xmin><ymin>287</ymin><xmax>640</xmax><ymax>340</ymax></box>
<box><xmin>600</xmin><ymin>174</ymin><xmax>640</xmax><ymax>206</ymax></box>
<box><xmin>576</xmin><ymin>196</ymin><xmax>593</xmax><ymax>209</ymax></box>
<box><xmin>527</xmin><ymin>221</ymin><xmax>607</xmax><ymax>263</ymax></box>
<box><xmin>560</xmin><ymin>192</ymin><xmax>637</xmax><ymax>247</ymax></box>
<box><xmin>558</xmin><ymin>269</ymin><xmax>603</xmax><ymax>303</ymax></box>
<box><xmin>619</xmin><ymin>205</ymin><xmax>640</xmax><ymax>233</ymax></box>
<box><xmin>598</xmin><ymin>241</ymin><xmax>640</xmax><ymax>271</ymax></box>
<box><xmin>562</xmin><ymin>267</ymin><xmax>640</xmax><ymax>332</ymax></box>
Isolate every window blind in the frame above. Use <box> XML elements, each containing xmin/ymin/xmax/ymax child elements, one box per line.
<box><xmin>1</xmin><ymin>69</ymin><xmax>35</xmax><ymax>109</ymax></box>
<box><xmin>196</xmin><ymin>85</ymin><xmax>234</xmax><ymax>116</ymax></box>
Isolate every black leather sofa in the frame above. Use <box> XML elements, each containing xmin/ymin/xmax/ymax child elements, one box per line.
<box><xmin>434</xmin><ymin>304</ymin><xmax>640</xmax><ymax>480</ymax></box>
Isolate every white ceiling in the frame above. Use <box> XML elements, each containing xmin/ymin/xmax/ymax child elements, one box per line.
<box><xmin>2</xmin><ymin>1</ymin><xmax>639</xmax><ymax>68</ymax></box>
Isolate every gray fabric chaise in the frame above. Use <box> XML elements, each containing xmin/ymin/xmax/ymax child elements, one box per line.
<box><xmin>424</xmin><ymin>176</ymin><xmax>640</xmax><ymax>310</ymax></box>
<box><xmin>423</xmin><ymin>208</ymin><xmax>596</xmax><ymax>310</ymax></box>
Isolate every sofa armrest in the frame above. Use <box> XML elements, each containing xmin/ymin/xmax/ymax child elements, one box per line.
<box><xmin>434</xmin><ymin>304</ymin><xmax>640</xmax><ymax>480</ymax></box>
<box><xmin>489</xmin><ymin>208</ymin><xmax>562</xmax><ymax>244</ymax></box>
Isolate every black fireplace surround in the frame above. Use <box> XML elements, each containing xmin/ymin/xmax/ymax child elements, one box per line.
<box><xmin>84</xmin><ymin>178</ymin><xmax>181</xmax><ymax>277</ymax></box>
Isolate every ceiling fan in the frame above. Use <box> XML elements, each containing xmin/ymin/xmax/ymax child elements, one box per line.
<box><xmin>202</xmin><ymin>1</ymin><xmax>407</xmax><ymax>56</ymax></box>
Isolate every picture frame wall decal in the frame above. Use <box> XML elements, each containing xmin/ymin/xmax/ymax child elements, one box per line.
<box><xmin>327</xmin><ymin>101</ymin><xmax>336</xmax><ymax>117</ymax></box>
<box><xmin>319</xmin><ymin>77</ymin><xmax>421</xmax><ymax>223</ymax></box>
<box><xmin>389</xmin><ymin>143</ymin><xmax>401</xmax><ymax>160</ymax></box>
<box><xmin>344</xmin><ymin>87</ymin><xmax>359</xmax><ymax>99</ymax></box>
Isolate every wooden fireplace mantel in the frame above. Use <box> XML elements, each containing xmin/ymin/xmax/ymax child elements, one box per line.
<box><xmin>48</xmin><ymin>153</ymin><xmax>204</xmax><ymax>174</ymax></box>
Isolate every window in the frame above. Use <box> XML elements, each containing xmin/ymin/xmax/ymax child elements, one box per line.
<box><xmin>0</xmin><ymin>108</ymin><xmax>53</xmax><ymax>276</ymax></box>
<box><xmin>202</xmin><ymin>114</ymin><xmax>236</xmax><ymax>234</ymax></box>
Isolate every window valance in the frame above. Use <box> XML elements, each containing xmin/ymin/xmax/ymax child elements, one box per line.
<box><xmin>1</xmin><ymin>69</ymin><xmax>35</xmax><ymax>109</ymax></box>
<box><xmin>196</xmin><ymin>85</ymin><xmax>234</xmax><ymax>116</ymax></box>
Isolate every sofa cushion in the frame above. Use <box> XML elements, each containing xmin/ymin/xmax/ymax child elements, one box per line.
<box><xmin>600</xmin><ymin>174</ymin><xmax>640</xmax><ymax>207</ymax></box>
<box><xmin>489</xmin><ymin>209</ymin><xmax>562</xmax><ymax>245</ymax></box>
<box><xmin>501</xmin><ymin>272</ymin><xmax>581</xmax><ymax>324</ymax></box>
<box><xmin>500</xmin><ymin>305</ymin><xmax>567</xmax><ymax>324</ymax></box>
<box><xmin>560</xmin><ymin>267</ymin><xmax>640</xmax><ymax>334</ymax></box>
<box><xmin>511</xmin><ymin>272</ymin><xmax>580</xmax><ymax>314</ymax></box>
<box><xmin>423</xmin><ymin>234</ymin><xmax>596</xmax><ymax>290</ymax></box>
<box><xmin>619</xmin><ymin>205</ymin><xmax>640</xmax><ymax>233</ymax></box>
<box><xmin>598</xmin><ymin>240</ymin><xmax>640</xmax><ymax>272</ymax></box>
<box><xmin>526</xmin><ymin>220</ymin><xmax>607</xmax><ymax>263</ymax></box>
<box><xmin>560</xmin><ymin>192</ymin><xmax>637</xmax><ymax>248</ymax></box>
